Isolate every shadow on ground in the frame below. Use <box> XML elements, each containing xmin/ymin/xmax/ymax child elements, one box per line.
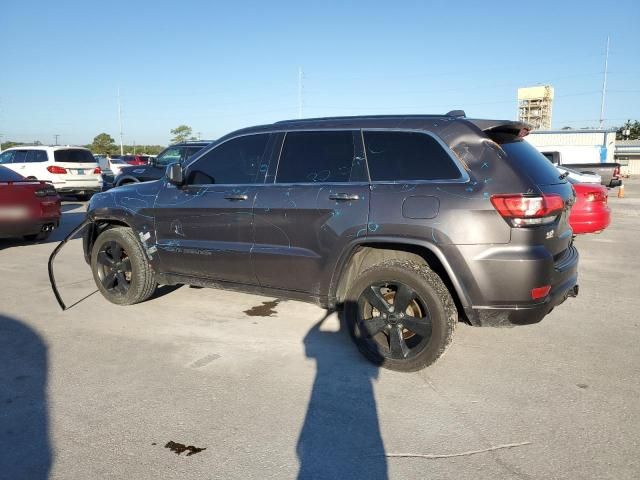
<box><xmin>0</xmin><ymin>314</ymin><xmax>51</xmax><ymax>479</ymax></box>
<box><xmin>297</xmin><ymin>306</ymin><xmax>387</xmax><ymax>479</ymax></box>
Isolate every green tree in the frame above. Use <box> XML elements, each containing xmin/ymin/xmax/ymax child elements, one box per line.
<box><xmin>91</xmin><ymin>133</ymin><xmax>117</xmax><ymax>155</ymax></box>
<box><xmin>170</xmin><ymin>125</ymin><xmax>195</xmax><ymax>143</ymax></box>
<box><xmin>616</xmin><ymin>120</ymin><xmax>640</xmax><ymax>140</ymax></box>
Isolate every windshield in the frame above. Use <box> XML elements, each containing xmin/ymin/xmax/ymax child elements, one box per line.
<box><xmin>155</xmin><ymin>147</ymin><xmax>182</xmax><ymax>167</ymax></box>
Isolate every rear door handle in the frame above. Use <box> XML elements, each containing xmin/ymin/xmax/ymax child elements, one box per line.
<box><xmin>224</xmin><ymin>194</ymin><xmax>249</xmax><ymax>201</ymax></box>
<box><xmin>329</xmin><ymin>193</ymin><xmax>360</xmax><ymax>201</ymax></box>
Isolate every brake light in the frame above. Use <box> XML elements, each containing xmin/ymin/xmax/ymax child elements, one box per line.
<box><xmin>531</xmin><ymin>285</ymin><xmax>551</xmax><ymax>300</ymax></box>
<box><xmin>490</xmin><ymin>194</ymin><xmax>565</xmax><ymax>227</ymax></box>
<box><xmin>47</xmin><ymin>165</ymin><xmax>67</xmax><ymax>174</ymax></box>
<box><xmin>93</xmin><ymin>166</ymin><xmax>101</xmax><ymax>174</ymax></box>
<box><xmin>584</xmin><ymin>190</ymin><xmax>607</xmax><ymax>202</ymax></box>
<box><xmin>613</xmin><ymin>165</ymin><xmax>620</xmax><ymax>178</ymax></box>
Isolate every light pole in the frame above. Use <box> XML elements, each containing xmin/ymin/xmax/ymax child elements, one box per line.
<box><xmin>54</xmin><ymin>134</ymin><xmax>60</xmax><ymax>145</ymax></box>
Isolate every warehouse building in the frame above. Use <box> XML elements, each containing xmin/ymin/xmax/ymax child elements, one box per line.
<box><xmin>615</xmin><ymin>140</ymin><xmax>640</xmax><ymax>176</ymax></box>
<box><xmin>525</xmin><ymin>129</ymin><xmax>617</xmax><ymax>164</ymax></box>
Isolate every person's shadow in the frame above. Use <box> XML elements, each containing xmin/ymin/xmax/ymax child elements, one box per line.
<box><xmin>0</xmin><ymin>314</ymin><xmax>51</xmax><ymax>479</ymax></box>
<box><xmin>297</xmin><ymin>305</ymin><xmax>387</xmax><ymax>480</ymax></box>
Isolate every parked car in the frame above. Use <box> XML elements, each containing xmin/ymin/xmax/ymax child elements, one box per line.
<box><xmin>0</xmin><ymin>165</ymin><xmax>61</xmax><ymax>241</ymax></box>
<box><xmin>0</xmin><ymin>146</ymin><xmax>101</xmax><ymax>200</ymax></box>
<box><xmin>557</xmin><ymin>165</ymin><xmax>601</xmax><ymax>184</ymax></box>
<box><xmin>96</xmin><ymin>156</ymin><xmax>129</xmax><ymax>178</ymax></box>
<box><xmin>541</xmin><ymin>151</ymin><xmax>621</xmax><ymax>188</ymax></box>
<box><xmin>120</xmin><ymin>155</ymin><xmax>148</xmax><ymax>166</ymax></box>
<box><xmin>80</xmin><ymin>113</ymin><xmax>579</xmax><ymax>372</ymax></box>
<box><xmin>104</xmin><ymin>141</ymin><xmax>211</xmax><ymax>189</ymax></box>
<box><xmin>568</xmin><ymin>179</ymin><xmax>611</xmax><ymax>234</ymax></box>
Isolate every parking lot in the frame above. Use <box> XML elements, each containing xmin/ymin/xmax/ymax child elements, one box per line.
<box><xmin>1</xmin><ymin>180</ymin><xmax>639</xmax><ymax>479</ymax></box>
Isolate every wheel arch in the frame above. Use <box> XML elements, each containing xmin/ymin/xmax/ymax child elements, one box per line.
<box><xmin>330</xmin><ymin>238</ymin><xmax>472</xmax><ymax>320</ymax></box>
<box><xmin>115</xmin><ymin>176</ymin><xmax>140</xmax><ymax>187</ymax></box>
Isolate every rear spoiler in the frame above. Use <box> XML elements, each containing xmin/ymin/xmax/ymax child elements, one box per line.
<box><xmin>468</xmin><ymin>119</ymin><xmax>532</xmax><ymax>138</ymax></box>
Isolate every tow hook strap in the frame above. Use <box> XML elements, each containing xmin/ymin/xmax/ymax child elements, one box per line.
<box><xmin>48</xmin><ymin>218</ymin><xmax>92</xmax><ymax>311</ymax></box>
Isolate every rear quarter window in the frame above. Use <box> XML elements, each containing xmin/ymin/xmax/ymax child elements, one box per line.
<box><xmin>363</xmin><ymin>131</ymin><xmax>461</xmax><ymax>181</ymax></box>
<box><xmin>498</xmin><ymin>140</ymin><xmax>564</xmax><ymax>185</ymax></box>
<box><xmin>54</xmin><ymin>149</ymin><xmax>96</xmax><ymax>163</ymax></box>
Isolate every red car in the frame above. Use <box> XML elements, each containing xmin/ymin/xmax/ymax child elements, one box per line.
<box><xmin>569</xmin><ymin>181</ymin><xmax>611</xmax><ymax>234</ymax></box>
<box><xmin>0</xmin><ymin>165</ymin><xmax>61</xmax><ymax>241</ymax></box>
<box><xmin>120</xmin><ymin>154</ymin><xmax>148</xmax><ymax>166</ymax></box>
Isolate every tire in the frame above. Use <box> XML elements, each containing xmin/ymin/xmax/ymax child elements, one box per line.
<box><xmin>23</xmin><ymin>231</ymin><xmax>51</xmax><ymax>242</ymax></box>
<box><xmin>76</xmin><ymin>193</ymin><xmax>93</xmax><ymax>201</ymax></box>
<box><xmin>91</xmin><ymin>226</ymin><xmax>156</xmax><ymax>305</ymax></box>
<box><xmin>344</xmin><ymin>259</ymin><xmax>457</xmax><ymax>372</ymax></box>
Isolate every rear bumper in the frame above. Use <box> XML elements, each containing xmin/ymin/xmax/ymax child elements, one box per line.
<box><xmin>463</xmin><ymin>244</ymin><xmax>579</xmax><ymax>327</ymax></box>
<box><xmin>570</xmin><ymin>207</ymin><xmax>611</xmax><ymax>234</ymax></box>
<box><xmin>0</xmin><ymin>218</ymin><xmax>60</xmax><ymax>238</ymax></box>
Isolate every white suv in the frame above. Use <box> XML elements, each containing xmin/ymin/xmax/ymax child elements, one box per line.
<box><xmin>0</xmin><ymin>146</ymin><xmax>102</xmax><ymax>199</ymax></box>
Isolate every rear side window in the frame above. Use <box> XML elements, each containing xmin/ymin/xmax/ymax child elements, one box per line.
<box><xmin>54</xmin><ymin>149</ymin><xmax>96</xmax><ymax>163</ymax></box>
<box><xmin>499</xmin><ymin>140</ymin><xmax>564</xmax><ymax>185</ymax></box>
<box><xmin>25</xmin><ymin>150</ymin><xmax>48</xmax><ymax>163</ymax></box>
<box><xmin>276</xmin><ymin>131</ymin><xmax>354</xmax><ymax>183</ymax></box>
<box><xmin>363</xmin><ymin>131</ymin><xmax>461</xmax><ymax>181</ymax></box>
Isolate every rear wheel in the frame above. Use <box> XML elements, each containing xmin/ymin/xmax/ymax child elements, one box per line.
<box><xmin>91</xmin><ymin>227</ymin><xmax>156</xmax><ymax>305</ymax></box>
<box><xmin>345</xmin><ymin>259</ymin><xmax>457</xmax><ymax>372</ymax></box>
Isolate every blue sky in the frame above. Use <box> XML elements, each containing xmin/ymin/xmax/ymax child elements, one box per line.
<box><xmin>1</xmin><ymin>0</ymin><xmax>639</xmax><ymax>146</ymax></box>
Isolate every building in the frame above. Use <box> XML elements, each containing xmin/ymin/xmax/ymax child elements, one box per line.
<box><xmin>518</xmin><ymin>85</ymin><xmax>554</xmax><ymax>130</ymax></box>
<box><xmin>615</xmin><ymin>140</ymin><xmax>640</xmax><ymax>176</ymax></box>
<box><xmin>525</xmin><ymin>129</ymin><xmax>617</xmax><ymax>164</ymax></box>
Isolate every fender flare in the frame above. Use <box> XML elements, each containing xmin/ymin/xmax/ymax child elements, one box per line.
<box><xmin>329</xmin><ymin>236</ymin><xmax>472</xmax><ymax>309</ymax></box>
<box><xmin>115</xmin><ymin>176</ymin><xmax>140</xmax><ymax>187</ymax></box>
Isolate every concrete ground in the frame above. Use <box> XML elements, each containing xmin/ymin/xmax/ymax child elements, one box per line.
<box><xmin>1</xmin><ymin>182</ymin><xmax>639</xmax><ymax>480</ymax></box>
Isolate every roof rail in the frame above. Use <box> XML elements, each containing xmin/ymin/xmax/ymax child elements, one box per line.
<box><xmin>274</xmin><ymin>112</ymin><xmax>466</xmax><ymax>124</ymax></box>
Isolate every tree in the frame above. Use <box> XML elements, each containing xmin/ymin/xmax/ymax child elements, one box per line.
<box><xmin>616</xmin><ymin>120</ymin><xmax>640</xmax><ymax>140</ymax></box>
<box><xmin>170</xmin><ymin>125</ymin><xmax>195</xmax><ymax>143</ymax></box>
<box><xmin>91</xmin><ymin>133</ymin><xmax>117</xmax><ymax>155</ymax></box>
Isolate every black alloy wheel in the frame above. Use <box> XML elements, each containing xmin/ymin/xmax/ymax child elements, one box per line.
<box><xmin>96</xmin><ymin>240</ymin><xmax>132</xmax><ymax>295</ymax></box>
<box><xmin>357</xmin><ymin>281</ymin><xmax>432</xmax><ymax>361</ymax></box>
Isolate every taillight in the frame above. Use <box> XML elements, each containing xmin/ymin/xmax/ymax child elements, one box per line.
<box><xmin>613</xmin><ymin>165</ymin><xmax>620</xmax><ymax>178</ymax></box>
<box><xmin>490</xmin><ymin>194</ymin><xmax>565</xmax><ymax>227</ymax></box>
<box><xmin>93</xmin><ymin>166</ymin><xmax>101</xmax><ymax>174</ymax></box>
<box><xmin>47</xmin><ymin>165</ymin><xmax>67</xmax><ymax>174</ymax></box>
<box><xmin>584</xmin><ymin>190</ymin><xmax>607</xmax><ymax>203</ymax></box>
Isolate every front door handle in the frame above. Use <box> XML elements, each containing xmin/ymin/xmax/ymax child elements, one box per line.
<box><xmin>329</xmin><ymin>193</ymin><xmax>360</xmax><ymax>201</ymax></box>
<box><xmin>224</xmin><ymin>194</ymin><xmax>249</xmax><ymax>201</ymax></box>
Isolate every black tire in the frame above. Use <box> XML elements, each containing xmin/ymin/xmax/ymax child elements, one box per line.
<box><xmin>345</xmin><ymin>259</ymin><xmax>457</xmax><ymax>372</ymax></box>
<box><xmin>23</xmin><ymin>231</ymin><xmax>51</xmax><ymax>242</ymax></box>
<box><xmin>91</xmin><ymin>226</ymin><xmax>156</xmax><ymax>305</ymax></box>
<box><xmin>76</xmin><ymin>193</ymin><xmax>93</xmax><ymax>201</ymax></box>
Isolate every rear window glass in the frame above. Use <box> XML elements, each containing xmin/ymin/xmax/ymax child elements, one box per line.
<box><xmin>0</xmin><ymin>165</ymin><xmax>25</xmax><ymax>181</ymax></box>
<box><xmin>363</xmin><ymin>131</ymin><xmax>461</xmax><ymax>181</ymax></box>
<box><xmin>54</xmin><ymin>149</ymin><xmax>96</xmax><ymax>163</ymax></box>
<box><xmin>498</xmin><ymin>140</ymin><xmax>565</xmax><ymax>185</ymax></box>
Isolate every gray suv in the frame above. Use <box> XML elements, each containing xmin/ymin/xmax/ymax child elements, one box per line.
<box><xmin>80</xmin><ymin>113</ymin><xmax>579</xmax><ymax>371</ymax></box>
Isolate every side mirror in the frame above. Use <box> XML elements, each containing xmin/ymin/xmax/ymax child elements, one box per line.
<box><xmin>166</xmin><ymin>163</ymin><xmax>183</xmax><ymax>185</ymax></box>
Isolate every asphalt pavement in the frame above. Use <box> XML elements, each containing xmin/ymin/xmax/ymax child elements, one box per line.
<box><xmin>1</xmin><ymin>183</ymin><xmax>639</xmax><ymax>480</ymax></box>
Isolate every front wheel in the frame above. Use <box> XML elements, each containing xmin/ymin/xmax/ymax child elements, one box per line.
<box><xmin>345</xmin><ymin>260</ymin><xmax>457</xmax><ymax>372</ymax></box>
<box><xmin>91</xmin><ymin>226</ymin><xmax>157</xmax><ymax>305</ymax></box>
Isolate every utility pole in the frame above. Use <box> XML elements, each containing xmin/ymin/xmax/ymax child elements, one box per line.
<box><xmin>599</xmin><ymin>36</ymin><xmax>610</xmax><ymax>129</ymax></box>
<box><xmin>117</xmin><ymin>86</ymin><xmax>124</xmax><ymax>156</ymax></box>
<box><xmin>298</xmin><ymin>67</ymin><xmax>304</xmax><ymax>119</ymax></box>
<box><xmin>54</xmin><ymin>134</ymin><xmax>60</xmax><ymax>145</ymax></box>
